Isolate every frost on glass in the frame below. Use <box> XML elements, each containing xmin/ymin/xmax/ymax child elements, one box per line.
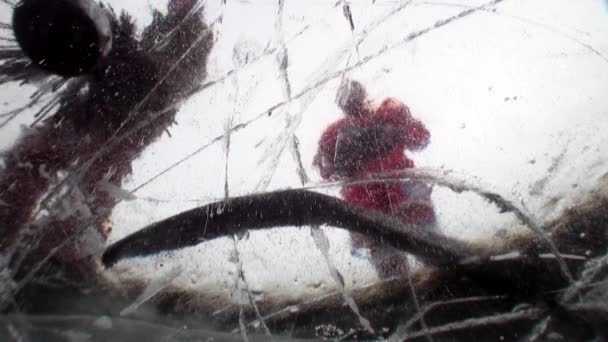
<box><xmin>1</xmin><ymin>0</ymin><xmax>608</xmax><ymax>340</ymax></box>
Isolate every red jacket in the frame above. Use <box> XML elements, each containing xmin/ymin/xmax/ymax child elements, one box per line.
<box><xmin>314</xmin><ymin>98</ymin><xmax>432</xmax><ymax>221</ymax></box>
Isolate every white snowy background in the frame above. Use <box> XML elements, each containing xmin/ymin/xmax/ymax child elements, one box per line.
<box><xmin>2</xmin><ymin>0</ymin><xmax>608</xmax><ymax>308</ymax></box>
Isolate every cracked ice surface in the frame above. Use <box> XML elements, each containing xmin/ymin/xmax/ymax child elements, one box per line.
<box><xmin>98</xmin><ymin>0</ymin><xmax>608</xmax><ymax>305</ymax></box>
<box><xmin>2</xmin><ymin>0</ymin><xmax>608</xmax><ymax>318</ymax></box>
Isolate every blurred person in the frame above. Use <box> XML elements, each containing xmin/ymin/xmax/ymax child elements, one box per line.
<box><xmin>314</xmin><ymin>79</ymin><xmax>435</xmax><ymax>278</ymax></box>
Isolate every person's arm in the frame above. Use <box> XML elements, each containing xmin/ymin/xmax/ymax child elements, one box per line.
<box><xmin>314</xmin><ymin>120</ymin><xmax>345</xmax><ymax>179</ymax></box>
<box><xmin>315</xmin><ymin>119</ymin><xmax>392</xmax><ymax>179</ymax></box>
<box><xmin>375</xmin><ymin>98</ymin><xmax>430</xmax><ymax>151</ymax></box>
<box><xmin>316</xmin><ymin>116</ymin><xmax>418</xmax><ymax>179</ymax></box>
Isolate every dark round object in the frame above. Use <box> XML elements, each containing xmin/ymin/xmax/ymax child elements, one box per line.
<box><xmin>12</xmin><ymin>0</ymin><xmax>112</xmax><ymax>77</ymax></box>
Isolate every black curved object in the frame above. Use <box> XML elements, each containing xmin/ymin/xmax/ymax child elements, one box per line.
<box><xmin>13</xmin><ymin>0</ymin><xmax>112</xmax><ymax>77</ymax></box>
<box><xmin>102</xmin><ymin>189</ymin><xmax>473</xmax><ymax>268</ymax></box>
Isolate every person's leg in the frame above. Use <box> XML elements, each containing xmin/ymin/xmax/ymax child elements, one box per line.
<box><xmin>351</xmin><ymin>220</ymin><xmax>408</xmax><ymax>278</ymax></box>
<box><xmin>398</xmin><ymin>180</ymin><xmax>436</xmax><ymax>225</ymax></box>
<box><xmin>369</xmin><ymin>245</ymin><xmax>410</xmax><ymax>279</ymax></box>
<box><xmin>350</xmin><ymin>230</ymin><xmax>409</xmax><ymax>279</ymax></box>
<box><xmin>397</xmin><ymin>202</ymin><xmax>436</xmax><ymax>225</ymax></box>
<box><xmin>354</xmin><ymin>180</ymin><xmax>436</xmax><ymax>278</ymax></box>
